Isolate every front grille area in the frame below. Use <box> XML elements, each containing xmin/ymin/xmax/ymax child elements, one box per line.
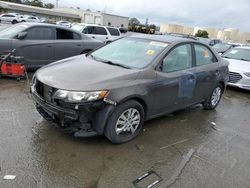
<box><xmin>228</xmin><ymin>72</ymin><xmax>242</xmax><ymax>83</ymax></box>
<box><xmin>35</xmin><ymin>80</ymin><xmax>55</xmax><ymax>103</ymax></box>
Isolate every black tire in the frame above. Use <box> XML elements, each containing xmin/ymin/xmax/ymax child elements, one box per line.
<box><xmin>21</xmin><ymin>20</ymin><xmax>26</xmax><ymax>22</ymax></box>
<box><xmin>104</xmin><ymin>100</ymin><xmax>144</xmax><ymax>144</ymax></box>
<box><xmin>203</xmin><ymin>83</ymin><xmax>223</xmax><ymax>110</ymax></box>
<box><xmin>0</xmin><ymin>19</ymin><xmax>1</xmax><ymax>23</ymax></box>
<box><xmin>12</xmin><ymin>20</ymin><xmax>17</xmax><ymax>24</ymax></box>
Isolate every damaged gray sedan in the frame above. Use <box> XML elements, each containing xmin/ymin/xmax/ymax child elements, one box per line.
<box><xmin>31</xmin><ymin>35</ymin><xmax>229</xmax><ymax>144</ymax></box>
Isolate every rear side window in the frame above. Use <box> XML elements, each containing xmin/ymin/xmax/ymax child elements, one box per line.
<box><xmin>56</xmin><ymin>29</ymin><xmax>81</xmax><ymax>40</ymax></box>
<box><xmin>162</xmin><ymin>44</ymin><xmax>192</xmax><ymax>73</ymax></box>
<box><xmin>25</xmin><ymin>27</ymin><xmax>55</xmax><ymax>40</ymax></box>
<box><xmin>107</xmin><ymin>27</ymin><xmax>120</xmax><ymax>36</ymax></box>
<box><xmin>194</xmin><ymin>45</ymin><xmax>217</xmax><ymax>66</ymax></box>
<box><xmin>82</xmin><ymin>26</ymin><xmax>94</xmax><ymax>34</ymax></box>
<box><xmin>94</xmin><ymin>27</ymin><xmax>107</xmax><ymax>35</ymax></box>
<box><xmin>3</xmin><ymin>15</ymin><xmax>15</xmax><ymax>17</ymax></box>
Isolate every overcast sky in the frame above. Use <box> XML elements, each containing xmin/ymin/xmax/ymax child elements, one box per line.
<box><xmin>44</xmin><ymin>0</ymin><xmax>250</xmax><ymax>32</ymax></box>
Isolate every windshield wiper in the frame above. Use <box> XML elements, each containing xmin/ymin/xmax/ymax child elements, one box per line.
<box><xmin>101</xmin><ymin>60</ymin><xmax>131</xmax><ymax>69</ymax></box>
<box><xmin>222</xmin><ymin>56</ymin><xmax>231</xmax><ymax>59</ymax></box>
<box><xmin>239</xmin><ymin>58</ymin><xmax>250</xmax><ymax>62</ymax></box>
<box><xmin>90</xmin><ymin>55</ymin><xmax>131</xmax><ymax>69</ymax></box>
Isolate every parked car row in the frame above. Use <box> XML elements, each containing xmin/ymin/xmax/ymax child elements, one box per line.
<box><xmin>0</xmin><ymin>22</ymin><xmax>249</xmax><ymax>143</ymax></box>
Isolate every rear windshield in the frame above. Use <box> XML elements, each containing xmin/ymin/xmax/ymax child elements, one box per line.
<box><xmin>91</xmin><ymin>37</ymin><xmax>168</xmax><ymax>69</ymax></box>
<box><xmin>0</xmin><ymin>24</ymin><xmax>28</xmax><ymax>39</ymax></box>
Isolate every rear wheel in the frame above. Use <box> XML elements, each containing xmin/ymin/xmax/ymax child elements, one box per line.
<box><xmin>105</xmin><ymin>100</ymin><xmax>144</xmax><ymax>144</ymax></box>
<box><xmin>203</xmin><ymin>83</ymin><xmax>223</xmax><ymax>110</ymax></box>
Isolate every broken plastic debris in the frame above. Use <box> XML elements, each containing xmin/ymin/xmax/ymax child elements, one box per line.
<box><xmin>211</xmin><ymin>122</ymin><xmax>216</xmax><ymax>126</ymax></box>
<box><xmin>136</xmin><ymin>144</ymin><xmax>144</xmax><ymax>151</ymax></box>
<box><xmin>3</xmin><ymin>175</ymin><xmax>16</xmax><ymax>180</ymax></box>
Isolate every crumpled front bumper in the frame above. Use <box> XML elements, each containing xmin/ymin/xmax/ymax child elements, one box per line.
<box><xmin>32</xmin><ymin>88</ymin><xmax>102</xmax><ymax>137</ymax></box>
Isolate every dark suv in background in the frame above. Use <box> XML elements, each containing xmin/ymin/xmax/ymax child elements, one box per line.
<box><xmin>31</xmin><ymin>35</ymin><xmax>229</xmax><ymax>144</ymax></box>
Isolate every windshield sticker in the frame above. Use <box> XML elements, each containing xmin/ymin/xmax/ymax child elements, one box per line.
<box><xmin>149</xmin><ymin>41</ymin><xmax>168</xmax><ymax>48</ymax></box>
<box><xmin>203</xmin><ymin>50</ymin><xmax>209</xmax><ymax>58</ymax></box>
<box><xmin>229</xmin><ymin>50</ymin><xmax>237</xmax><ymax>54</ymax></box>
<box><xmin>146</xmin><ymin>50</ymin><xmax>155</xmax><ymax>55</ymax></box>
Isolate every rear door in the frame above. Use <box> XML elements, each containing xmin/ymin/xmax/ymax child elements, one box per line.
<box><xmin>192</xmin><ymin>43</ymin><xmax>219</xmax><ymax>102</ymax></box>
<box><xmin>54</xmin><ymin>28</ymin><xmax>84</xmax><ymax>61</ymax></box>
<box><xmin>12</xmin><ymin>26</ymin><xmax>55</xmax><ymax>67</ymax></box>
<box><xmin>152</xmin><ymin>43</ymin><xmax>196</xmax><ymax>115</ymax></box>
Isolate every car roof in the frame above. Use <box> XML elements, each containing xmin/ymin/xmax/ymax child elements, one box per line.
<box><xmin>128</xmin><ymin>33</ymin><xmax>195</xmax><ymax>44</ymax></box>
<box><xmin>15</xmin><ymin>23</ymin><xmax>83</xmax><ymax>35</ymax></box>
<box><xmin>73</xmin><ymin>23</ymin><xmax>119</xmax><ymax>29</ymax></box>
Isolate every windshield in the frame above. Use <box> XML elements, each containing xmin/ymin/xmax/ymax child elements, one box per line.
<box><xmin>91</xmin><ymin>37</ymin><xmax>168</xmax><ymax>69</ymax></box>
<box><xmin>71</xmin><ymin>24</ymin><xmax>85</xmax><ymax>31</ymax></box>
<box><xmin>0</xmin><ymin>24</ymin><xmax>28</xmax><ymax>39</ymax></box>
<box><xmin>223</xmin><ymin>48</ymin><xmax>250</xmax><ymax>61</ymax></box>
<box><xmin>213</xmin><ymin>43</ymin><xmax>231</xmax><ymax>51</ymax></box>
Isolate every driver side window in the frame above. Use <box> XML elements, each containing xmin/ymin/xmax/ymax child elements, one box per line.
<box><xmin>162</xmin><ymin>44</ymin><xmax>192</xmax><ymax>73</ymax></box>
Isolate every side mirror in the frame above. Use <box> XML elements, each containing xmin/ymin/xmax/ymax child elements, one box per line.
<box><xmin>17</xmin><ymin>32</ymin><xmax>27</xmax><ymax>40</ymax></box>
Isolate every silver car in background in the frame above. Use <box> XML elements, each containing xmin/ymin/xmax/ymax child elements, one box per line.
<box><xmin>222</xmin><ymin>46</ymin><xmax>250</xmax><ymax>90</ymax></box>
<box><xmin>0</xmin><ymin>23</ymin><xmax>104</xmax><ymax>68</ymax></box>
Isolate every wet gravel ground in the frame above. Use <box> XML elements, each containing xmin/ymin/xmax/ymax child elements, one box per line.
<box><xmin>0</xmin><ymin>77</ymin><xmax>250</xmax><ymax>188</ymax></box>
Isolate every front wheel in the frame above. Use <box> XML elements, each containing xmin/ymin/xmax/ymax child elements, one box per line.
<box><xmin>203</xmin><ymin>83</ymin><xmax>223</xmax><ymax>110</ymax></box>
<box><xmin>104</xmin><ymin>100</ymin><xmax>144</xmax><ymax>144</ymax></box>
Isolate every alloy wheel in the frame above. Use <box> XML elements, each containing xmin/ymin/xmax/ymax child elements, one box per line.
<box><xmin>115</xmin><ymin>108</ymin><xmax>141</xmax><ymax>135</ymax></box>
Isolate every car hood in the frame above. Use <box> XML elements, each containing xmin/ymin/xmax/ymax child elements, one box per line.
<box><xmin>225</xmin><ymin>58</ymin><xmax>250</xmax><ymax>72</ymax></box>
<box><xmin>36</xmin><ymin>55</ymin><xmax>141</xmax><ymax>91</ymax></box>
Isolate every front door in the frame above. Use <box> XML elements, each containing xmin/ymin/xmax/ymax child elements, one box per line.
<box><xmin>152</xmin><ymin>43</ymin><xmax>196</xmax><ymax>115</ymax></box>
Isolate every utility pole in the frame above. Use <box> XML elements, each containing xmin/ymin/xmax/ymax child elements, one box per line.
<box><xmin>56</xmin><ymin>0</ymin><xmax>59</xmax><ymax>8</ymax></box>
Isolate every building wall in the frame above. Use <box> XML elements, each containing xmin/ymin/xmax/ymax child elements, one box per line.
<box><xmin>102</xmin><ymin>13</ymin><xmax>129</xmax><ymax>28</ymax></box>
<box><xmin>160</xmin><ymin>23</ymin><xmax>184</xmax><ymax>33</ymax></box>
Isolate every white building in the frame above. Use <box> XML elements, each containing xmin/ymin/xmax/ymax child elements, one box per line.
<box><xmin>0</xmin><ymin>1</ymin><xmax>129</xmax><ymax>28</ymax></box>
<box><xmin>54</xmin><ymin>7</ymin><xmax>129</xmax><ymax>28</ymax></box>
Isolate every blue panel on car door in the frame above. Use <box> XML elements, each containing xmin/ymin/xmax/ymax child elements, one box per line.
<box><xmin>178</xmin><ymin>74</ymin><xmax>196</xmax><ymax>98</ymax></box>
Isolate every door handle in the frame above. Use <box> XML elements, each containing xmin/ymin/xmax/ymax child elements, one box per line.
<box><xmin>46</xmin><ymin>45</ymin><xmax>52</xmax><ymax>47</ymax></box>
<box><xmin>92</xmin><ymin>36</ymin><xmax>95</xmax><ymax>39</ymax></box>
<box><xmin>106</xmin><ymin>37</ymin><xmax>108</xmax><ymax>39</ymax></box>
<box><xmin>188</xmin><ymin>75</ymin><xmax>195</xmax><ymax>81</ymax></box>
<box><xmin>76</xmin><ymin>44</ymin><xmax>81</xmax><ymax>47</ymax></box>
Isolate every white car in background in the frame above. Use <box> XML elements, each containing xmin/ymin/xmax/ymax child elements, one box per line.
<box><xmin>56</xmin><ymin>21</ymin><xmax>72</xmax><ymax>28</ymax></box>
<box><xmin>71</xmin><ymin>23</ymin><xmax>121</xmax><ymax>43</ymax></box>
<box><xmin>222</xmin><ymin>46</ymin><xmax>250</xmax><ymax>90</ymax></box>
<box><xmin>0</xmin><ymin>13</ymin><xmax>20</xmax><ymax>24</ymax></box>
<box><xmin>20</xmin><ymin>16</ymin><xmax>41</xmax><ymax>23</ymax></box>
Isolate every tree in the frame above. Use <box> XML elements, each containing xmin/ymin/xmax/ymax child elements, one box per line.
<box><xmin>129</xmin><ymin>18</ymin><xmax>140</xmax><ymax>26</ymax></box>
<box><xmin>195</xmin><ymin>30</ymin><xmax>209</xmax><ymax>38</ymax></box>
<box><xmin>1</xmin><ymin>0</ymin><xmax>22</xmax><ymax>3</ymax></box>
<box><xmin>23</xmin><ymin>0</ymin><xmax>44</xmax><ymax>8</ymax></box>
<box><xmin>148</xmin><ymin>24</ymin><xmax>156</xmax><ymax>30</ymax></box>
<box><xmin>44</xmin><ymin>3</ymin><xmax>54</xmax><ymax>9</ymax></box>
